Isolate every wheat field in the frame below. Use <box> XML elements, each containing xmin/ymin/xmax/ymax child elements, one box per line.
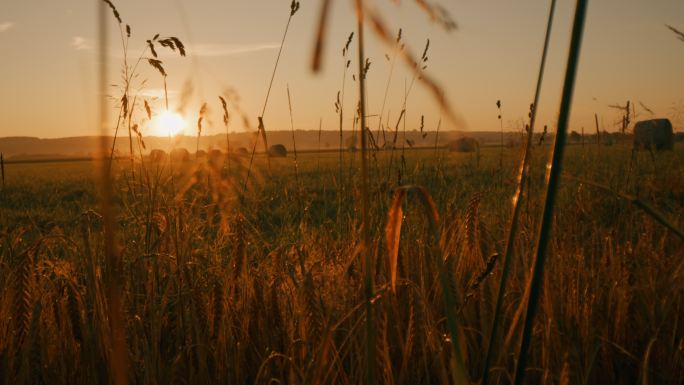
<box><xmin>1</xmin><ymin>144</ymin><xmax>682</xmax><ymax>384</ymax></box>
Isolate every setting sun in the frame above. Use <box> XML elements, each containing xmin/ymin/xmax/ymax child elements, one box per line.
<box><xmin>154</xmin><ymin>111</ymin><xmax>186</xmax><ymax>136</ymax></box>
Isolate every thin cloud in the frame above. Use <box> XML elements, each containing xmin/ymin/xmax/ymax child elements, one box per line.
<box><xmin>111</xmin><ymin>42</ymin><xmax>280</xmax><ymax>59</ymax></box>
<box><xmin>0</xmin><ymin>22</ymin><xmax>14</xmax><ymax>33</ymax></box>
<box><xmin>72</xmin><ymin>36</ymin><xmax>93</xmax><ymax>50</ymax></box>
<box><xmin>189</xmin><ymin>43</ymin><xmax>280</xmax><ymax>57</ymax></box>
<box><xmin>139</xmin><ymin>89</ymin><xmax>179</xmax><ymax>99</ymax></box>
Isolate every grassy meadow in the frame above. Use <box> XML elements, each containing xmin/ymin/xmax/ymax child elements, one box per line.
<box><xmin>1</xmin><ymin>143</ymin><xmax>683</xmax><ymax>384</ymax></box>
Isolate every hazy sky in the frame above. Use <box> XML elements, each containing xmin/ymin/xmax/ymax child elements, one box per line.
<box><xmin>1</xmin><ymin>0</ymin><xmax>683</xmax><ymax>138</ymax></box>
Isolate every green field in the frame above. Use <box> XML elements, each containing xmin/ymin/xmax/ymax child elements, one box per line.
<box><xmin>1</xmin><ymin>143</ymin><xmax>682</xmax><ymax>384</ymax></box>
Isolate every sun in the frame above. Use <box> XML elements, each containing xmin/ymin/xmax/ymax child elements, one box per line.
<box><xmin>154</xmin><ymin>111</ymin><xmax>187</xmax><ymax>136</ymax></box>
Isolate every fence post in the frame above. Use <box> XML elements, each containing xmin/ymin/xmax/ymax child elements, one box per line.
<box><xmin>1</xmin><ymin>152</ymin><xmax>5</xmax><ymax>189</ymax></box>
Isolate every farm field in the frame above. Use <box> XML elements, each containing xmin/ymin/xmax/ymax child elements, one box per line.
<box><xmin>1</xmin><ymin>144</ymin><xmax>683</xmax><ymax>384</ymax></box>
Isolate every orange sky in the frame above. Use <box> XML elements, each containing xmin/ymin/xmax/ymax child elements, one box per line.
<box><xmin>1</xmin><ymin>0</ymin><xmax>683</xmax><ymax>139</ymax></box>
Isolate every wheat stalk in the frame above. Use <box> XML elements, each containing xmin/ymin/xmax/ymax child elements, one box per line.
<box><xmin>97</xmin><ymin>2</ymin><xmax>129</xmax><ymax>384</ymax></box>
<box><xmin>385</xmin><ymin>184</ymin><xmax>469</xmax><ymax>383</ymax></box>
<box><xmin>1</xmin><ymin>152</ymin><xmax>5</xmax><ymax>188</ymax></box>
<box><xmin>244</xmin><ymin>0</ymin><xmax>301</xmax><ymax>191</ymax></box>
<box><xmin>286</xmin><ymin>85</ymin><xmax>300</xmax><ymax>189</ymax></box>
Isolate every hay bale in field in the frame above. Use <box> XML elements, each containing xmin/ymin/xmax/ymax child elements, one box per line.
<box><xmin>633</xmin><ymin>118</ymin><xmax>674</xmax><ymax>151</ymax></box>
<box><xmin>268</xmin><ymin>144</ymin><xmax>287</xmax><ymax>157</ymax></box>
<box><xmin>149</xmin><ymin>149</ymin><xmax>168</xmax><ymax>162</ymax></box>
<box><xmin>235</xmin><ymin>147</ymin><xmax>249</xmax><ymax>156</ymax></box>
<box><xmin>345</xmin><ymin>135</ymin><xmax>358</xmax><ymax>152</ymax></box>
<box><xmin>208</xmin><ymin>149</ymin><xmax>224</xmax><ymax>167</ymax></box>
<box><xmin>170</xmin><ymin>148</ymin><xmax>190</xmax><ymax>162</ymax></box>
<box><xmin>208</xmin><ymin>149</ymin><xmax>223</xmax><ymax>161</ymax></box>
<box><xmin>448</xmin><ymin>137</ymin><xmax>479</xmax><ymax>153</ymax></box>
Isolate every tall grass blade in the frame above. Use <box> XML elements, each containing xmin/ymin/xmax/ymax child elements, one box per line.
<box><xmin>1</xmin><ymin>152</ymin><xmax>5</xmax><ymax>188</ymax></box>
<box><xmin>244</xmin><ymin>0</ymin><xmax>299</xmax><ymax>190</ymax></box>
<box><xmin>354</xmin><ymin>1</ymin><xmax>374</xmax><ymax>383</ymax></box>
<box><xmin>97</xmin><ymin>1</ymin><xmax>128</xmax><ymax>384</ymax></box>
<box><xmin>286</xmin><ymin>85</ymin><xmax>300</xmax><ymax>188</ymax></box>
<box><xmin>386</xmin><ymin>190</ymin><xmax>405</xmax><ymax>293</ymax></box>
<box><xmin>514</xmin><ymin>0</ymin><xmax>588</xmax><ymax>383</ymax></box>
<box><xmin>385</xmin><ymin>185</ymin><xmax>469</xmax><ymax>384</ymax></box>
<box><xmin>481</xmin><ymin>1</ymin><xmax>558</xmax><ymax>383</ymax></box>
<box><xmin>311</xmin><ymin>0</ymin><xmax>332</xmax><ymax>72</ymax></box>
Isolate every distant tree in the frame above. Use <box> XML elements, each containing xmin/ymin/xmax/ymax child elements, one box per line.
<box><xmin>448</xmin><ymin>137</ymin><xmax>479</xmax><ymax>153</ymax></box>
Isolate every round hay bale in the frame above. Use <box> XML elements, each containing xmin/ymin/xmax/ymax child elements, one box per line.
<box><xmin>448</xmin><ymin>137</ymin><xmax>479</xmax><ymax>153</ymax></box>
<box><xmin>208</xmin><ymin>149</ymin><xmax>224</xmax><ymax>166</ymax></box>
<box><xmin>268</xmin><ymin>144</ymin><xmax>288</xmax><ymax>157</ymax></box>
<box><xmin>170</xmin><ymin>148</ymin><xmax>190</xmax><ymax>162</ymax></box>
<box><xmin>149</xmin><ymin>149</ymin><xmax>168</xmax><ymax>162</ymax></box>
<box><xmin>633</xmin><ymin>118</ymin><xmax>674</xmax><ymax>151</ymax></box>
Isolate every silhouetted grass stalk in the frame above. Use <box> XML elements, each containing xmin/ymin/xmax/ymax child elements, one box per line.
<box><xmin>107</xmin><ymin>21</ymin><xmax>156</xmax><ymax>176</ymax></box>
<box><xmin>196</xmin><ymin>102</ymin><xmax>207</xmax><ymax>158</ymax></box>
<box><xmin>481</xmin><ymin>1</ymin><xmax>558</xmax><ymax>383</ymax></box>
<box><xmin>244</xmin><ymin>0</ymin><xmax>300</xmax><ymax>192</ymax></box>
<box><xmin>286</xmin><ymin>85</ymin><xmax>300</xmax><ymax>188</ymax></box>
<box><xmin>376</xmin><ymin>29</ymin><xmax>402</xmax><ymax>145</ymax></box>
<box><xmin>317</xmin><ymin>118</ymin><xmax>322</xmax><ymax>174</ymax></box>
<box><xmin>354</xmin><ymin>1</ymin><xmax>374</xmax><ymax>384</ymax></box>
<box><xmin>595</xmin><ymin>112</ymin><xmax>601</xmax><ymax>157</ymax></box>
<box><xmin>337</xmin><ymin>32</ymin><xmax>353</xmax><ymax>201</ymax></box>
<box><xmin>97</xmin><ymin>2</ymin><xmax>129</xmax><ymax>384</ymax></box>
<box><xmin>219</xmin><ymin>95</ymin><xmax>231</xmax><ymax>171</ymax></box>
<box><xmin>514</xmin><ymin>1</ymin><xmax>588</xmax><ymax>384</ymax></box>
<box><xmin>433</xmin><ymin>117</ymin><xmax>442</xmax><ymax>157</ymax></box>
<box><xmin>126</xmin><ymin>95</ymin><xmax>138</xmax><ymax>179</ymax></box>
<box><xmin>497</xmin><ymin>100</ymin><xmax>504</xmax><ymax>172</ymax></box>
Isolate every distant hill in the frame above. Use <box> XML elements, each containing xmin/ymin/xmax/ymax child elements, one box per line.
<box><xmin>0</xmin><ymin>131</ymin><xmax>527</xmax><ymax>160</ymax></box>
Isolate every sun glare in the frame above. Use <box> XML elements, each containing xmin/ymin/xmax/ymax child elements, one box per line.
<box><xmin>154</xmin><ymin>111</ymin><xmax>187</xmax><ymax>136</ymax></box>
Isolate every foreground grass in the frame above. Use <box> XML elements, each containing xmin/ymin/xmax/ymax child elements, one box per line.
<box><xmin>0</xmin><ymin>144</ymin><xmax>682</xmax><ymax>384</ymax></box>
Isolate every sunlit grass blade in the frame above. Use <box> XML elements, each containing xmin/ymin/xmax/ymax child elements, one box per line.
<box><xmin>385</xmin><ymin>184</ymin><xmax>469</xmax><ymax>384</ymax></box>
<box><xmin>244</xmin><ymin>0</ymin><xmax>300</xmax><ymax>191</ymax></box>
<box><xmin>514</xmin><ymin>0</ymin><xmax>588</xmax><ymax>384</ymax></box>
<box><xmin>481</xmin><ymin>1</ymin><xmax>558</xmax><ymax>383</ymax></box>
<box><xmin>386</xmin><ymin>189</ymin><xmax>405</xmax><ymax>293</ymax></box>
